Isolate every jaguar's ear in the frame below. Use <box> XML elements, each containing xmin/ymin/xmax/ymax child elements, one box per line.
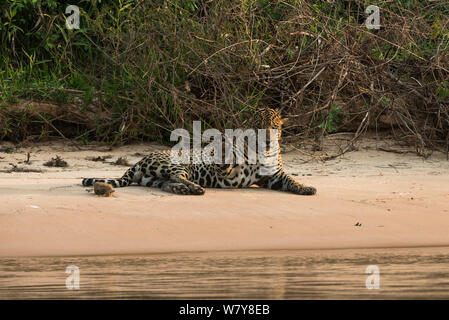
<box><xmin>281</xmin><ymin>117</ymin><xmax>289</xmax><ymax>124</ymax></box>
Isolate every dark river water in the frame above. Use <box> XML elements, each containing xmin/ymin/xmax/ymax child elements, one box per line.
<box><xmin>1</xmin><ymin>247</ymin><xmax>449</xmax><ymax>299</ymax></box>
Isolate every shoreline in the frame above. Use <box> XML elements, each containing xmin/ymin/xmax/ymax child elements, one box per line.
<box><xmin>4</xmin><ymin>244</ymin><xmax>449</xmax><ymax>259</ymax></box>
<box><xmin>1</xmin><ymin>139</ymin><xmax>449</xmax><ymax>257</ymax></box>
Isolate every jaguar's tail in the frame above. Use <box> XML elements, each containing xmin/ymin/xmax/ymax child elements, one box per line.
<box><xmin>82</xmin><ymin>159</ymin><xmax>144</xmax><ymax>188</ymax></box>
<box><xmin>81</xmin><ymin>178</ymin><xmax>130</xmax><ymax>188</ymax></box>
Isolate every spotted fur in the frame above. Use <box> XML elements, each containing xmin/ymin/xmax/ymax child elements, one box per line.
<box><xmin>82</xmin><ymin>108</ymin><xmax>316</xmax><ymax>196</ymax></box>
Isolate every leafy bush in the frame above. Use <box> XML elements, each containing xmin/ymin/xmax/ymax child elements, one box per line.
<box><xmin>0</xmin><ymin>0</ymin><xmax>448</xmax><ymax>154</ymax></box>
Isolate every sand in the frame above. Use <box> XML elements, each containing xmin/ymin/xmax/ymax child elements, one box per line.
<box><xmin>0</xmin><ymin>137</ymin><xmax>448</xmax><ymax>257</ymax></box>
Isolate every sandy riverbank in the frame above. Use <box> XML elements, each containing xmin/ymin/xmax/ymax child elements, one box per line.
<box><xmin>1</xmin><ymin>138</ymin><xmax>448</xmax><ymax>257</ymax></box>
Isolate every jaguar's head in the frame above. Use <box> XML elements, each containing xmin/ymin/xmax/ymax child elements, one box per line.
<box><xmin>250</xmin><ymin>107</ymin><xmax>287</xmax><ymax>139</ymax></box>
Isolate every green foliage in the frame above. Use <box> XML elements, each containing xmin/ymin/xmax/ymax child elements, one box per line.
<box><xmin>436</xmin><ymin>82</ymin><xmax>449</xmax><ymax>100</ymax></box>
<box><xmin>319</xmin><ymin>105</ymin><xmax>344</xmax><ymax>133</ymax></box>
<box><xmin>380</xmin><ymin>96</ymin><xmax>391</xmax><ymax>106</ymax></box>
<box><xmin>0</xmin><ymin>0</ymin><xmax>447</xmax><ymax>147</ymax></box>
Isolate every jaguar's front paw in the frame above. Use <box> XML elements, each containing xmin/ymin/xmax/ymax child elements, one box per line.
<box><xmin>293</xmin><ymin>186</ymin><xmax>317</xmax><ymax>195</ymax></box>
<box><xmin>163</xmin><ymin>182</ymin><xmax>190</xmax><ymax>195</ymax></box>
<box><xmin>189</xmin><ymin>184</ymin><xmax>206</xmax><ymax>195</ymax></box>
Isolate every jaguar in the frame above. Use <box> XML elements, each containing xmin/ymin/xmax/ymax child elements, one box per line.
<box><xmin>82</xmin><ymin>108</ymin><xmax>316</xmax><ymax>196</ymax></box>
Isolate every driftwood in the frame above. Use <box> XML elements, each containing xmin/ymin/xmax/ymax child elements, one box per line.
<box><xmin>1</xmin><ymin>100</ymin><xmax>111</xmax><ymax>129</ymax></box>
<box><xmin>0</xmin><ymin>164</ymin><xmax>43</xmax><ymax>173</ymax></box>
<box><xmin>1</xmin><ymin>100</ymin><xmax>113</xmax><ymax>148</ymax></box>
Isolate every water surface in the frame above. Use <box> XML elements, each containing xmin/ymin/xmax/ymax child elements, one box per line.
<box><xmin>1</xmin><ymin>247</ymin><xmax>449</xmax><ymax>299</ymax></box>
